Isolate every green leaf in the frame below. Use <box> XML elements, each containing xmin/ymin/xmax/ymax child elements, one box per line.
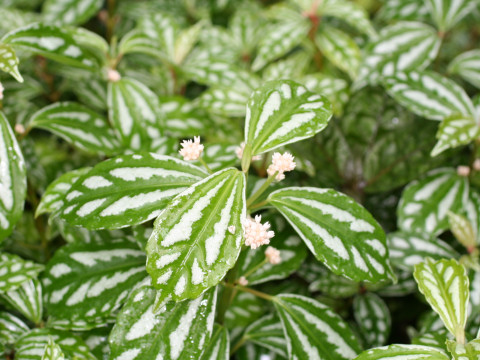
<box><xmin>273</xmin><ymin>293</ymin><xmax>362</xmax><ymax>360</ymax></box>
<box><xmin>31</xmin><ymin>102</ymin><xmax>121</xmax><ymax>155</ymax></box>
<box><xmin>315</xmin><ymin>25</ymin><xmax>361</xmax><ymax>79</ymax></box>
<box><xmin>375</xmin><ymin>271</ymin><xmax>417</xmax><ymax>297</ymax></box>
<box><xmin>0</xmin><ymin>112</ymin><xmax>26</xmax><ymax>242</ymax></box>
<box><xmin>414</xmin><ymin>258</ymin><xmax>469</xmax><ymax>340</ymax></box>
<box><xmin>41</xmin><ymin>338</ymin><xmax>65</xmax><ymax>360</ymax></box>
<box><xmin>426</xmin><ymin>0</ymin><xmax>477</xmax><ymax>32</ymax></box>
<box><xmin>268</xmin><ymin>187</ymin><xmax>394</xmax><ymax>282</ymax></box>
<box><xmin>2</xmin><ymin>23</ymin><xmax>99</xmax><ymax>70</ymax></box>
<box><xmin>354</xmin><ymin>344</ymin><xmax>450</xmax><ymax>360</ymax></box>
<box><xmin>146</xmin><ymin>168</ymin><xmax>246</xmax><ymax>303</ymax></box>
<box><xmin>431</xmin><ymin>114</ymin><xmax>480</xmax><ymax>156</ymax></box>
<box><xmin>303</xmin><ymin>74</ymin><xmax>349</xmax><ymax>116</ymax></box>
<box><xmin>309</xmin><ymin>265</ymin><xmax>360</xmax><ymax>298</ymax></box>
<box><xmin>245</xmin><ymin>80</ymin><xmax>332</xmax><ymax>156</ymax></box>
<box><xmin>44</xmin><ymin>239</ymin><xmax>146</xmax><ymax>330</ymax></box>
<box><xmin>353</xmin><ymin>293</ymin><xmax>391</xmax><ymax>347</ymax></box>
<box><xmin>384</xmin><ymin>71</ymin><xmax>475</xmax><ymax>121</ymax></box>
<box><xmin>243</xmin><ymin>314</ymin><xmax>287</xmax><ymax>358</ymax></box>
<box><xmin>0</xmin><ymin>253</ymin><xmax>43</xmax><ymax>293</ymax></box>
<box><xmin>160</xmin><ymin>96</ymin><xmax>209</xmax><ymax>138</ymax></box>
<box><xmin>0</xmin><ymin>312</ymin><xmax>29</xmax><ymax>345</ymax></box>
<box><xmin>448</xmin><ymin>211</ymin><xmax>477</xmax><ymax>250</ymax></box>
<box><xmin>225</xmin><ymin>292</ymin><xmax>264</xmax><ymax>329</ymax></box>
<box><xmin>42</xmin><ymin>0</ymin><xmax>103</xmax><ymax>25</ymax></box>
<box><xmin>0</xmin><ymin>43</ymin><xmax>23</xmax><ymax>82</ymax></box>
<box><xmin>118</xmin><ymin>29</ymin><xmax>163</xmax><ymax>59</ymax></box>
<box><xmin>36</xmin><ymin>167</ymin><xmax>91</xmax><ymax>217</ymax></box>
<box><xmin>138</xmin><ymin>12</ymin><xmax>179</xmax><ymax>63</ymax></box>
<box><xmin>0</xmin><ymin>279</ymin><xmax>42</xmax><ymax>324</ymax></box>
<box><xmin>107</xmin><ymin>77</ymin><xmax>163</xmax><ymax>151</ymax></box>
<box><xmin>447</xmin><ymin>339</ymin><xmax>480</xmax><ymax>360</ymax></box>
<box><xmin>320</xmin><ymin>0</ymin><xmax>376</xmax><ymax>37</ymax></box>
<box><xmin>197</xmin><ymin>86</ymin><xmax>251</xmax><ymax>117</ymax></box>
<box><xmin>60</xmin><ymin>153</ymin><xmax>206</xmax><ymax>230</ymax></box>
<box><xmin>397</xmin><ymin>168</ymin><xmax>468</xmax><ymax>235</ymax></box>
<box><xmin>448</xmin><ymin>50</ymin><xmax>480</xmax><ymax>89</ymax></box>
<box><xmin>251</xmin><ymin>18</ymin><xmax>309</xmax><ymax>71</ymax></box>
<box><xmin>356</xmin><ymin>22</ymin><xmax>441</xmax><ymax>88</ymax></box>
<box><xmin>15</xmin><ymin>328</ymin><xmax>95</xmax><ymax>360</ymax></box>
<box><xmin>411</xmin><ymin>331</ymin><xmax>449</xmax><ymax>352</ymax></box>
<box><xmin>109</xmin><ymin>285</ymin><xmax>217</xmax><ymax>360</ymax></box>
<box><xmin>199</xmin><ymin>324</ymin><xmax>230</xmax><ymax>360</ymax></box>
<box><xmin>376</xmin><ymin>0</ymin><xmax>430</xmax><ymax>22</ymax></box>
<box><xmin>387</xmin><ymin>231</ymin><xmax>458</xmax><ymax>271</ymax></box>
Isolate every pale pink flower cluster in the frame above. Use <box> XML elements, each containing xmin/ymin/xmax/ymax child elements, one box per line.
<box><xmin>107</xmin><ymin>69</ymin><xmax>121</xmax><ymax>82</ymax></box>
<box><xmin>0</xmin><ymin>82</ymin><xmax>4</xmax><ymax>100</ymax></box>
<box><xmin>474</xmin><ymin>159</ymin><xmax>480</xmax><ymax>171</ymax></box>
<box><xmin>457</xmin><ymin>165</ymin><xmax>470</xmax><ymax>177</ymax></box>
<box><xmin>179</xmin><ymin>136</ymin><xmax>204</xmax><ymax>161</ymax></box>
<box><xmin>14</xmin><ymin>124</ymin><xmax>25</xmax><ymax>134</ymax></box>
<box><xmin>267</xmin><ymin>152</ymin><xmax>296</xmax><ymax>181</ymax></box>
<box><xmin>265</xmin><ymin>246</ymin><xmax>281</xmax><ymax>265</ymax></box>
<box><xmin>244</xmin><ymin>215</ymin><xmax>274</xmax><ymax>249</ymax></box>
<box><xmin>235</xmin><ymin>142</ymin><xmax>261</xmax><ymax>161</ymax></box>
<box><xmin>237</xmin><ymin>276</ymin><xmax>248</xmax><ymax>286</ymax></box>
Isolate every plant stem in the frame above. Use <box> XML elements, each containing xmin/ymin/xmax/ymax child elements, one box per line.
<box><xmin>222</xmin><ymin>282</ymin><xmax>273</xmax><ymax>301</ymax></box>
<box><xmin>106</xmin><ymin>0</ymin><xmax>116</xmax><ymax>43</ymax></box>
<box><xmin>241</xmin><ymin>259</ymin><xmax>268</xmax><ymax>279</ymax></box>
<box><xmin>246</xmin><ymin>174</ymin><xmax>276</xmax><ymax>208</ymax></box>
<box><xmin>198</xmin><ymin>157</ymin><xmax>212</xmax><ymax>174</ymax></box>
<box><xmin>230</xmin><ymin>336</ymin><xmax>247</xmax><ymax>355</ymax></box>
<box><xmin>217</xmin><ymin>266</ymin><xmax>238</xmax><ymax>324</ymax></box>
<box><xmin>248</xmin><ymin>200</ymin><xmax>268</xmax><ymax>211</ymax></box>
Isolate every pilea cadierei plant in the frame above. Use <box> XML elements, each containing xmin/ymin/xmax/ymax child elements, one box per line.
<box><xmin>0</xmin><ymin>0</ymin><xmax>480</xmax><ymax>360</ymax></box>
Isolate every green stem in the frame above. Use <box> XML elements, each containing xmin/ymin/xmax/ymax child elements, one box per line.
<box><xmin>106</xmin><ymin>0</ymin><xmax>116</xmax><ymax>43</ymax></box>
<box><xmin>248</xmin><ymin>200</ymin><xmax>268</xmax><ymax>211</ymax></box>
<box><xmin>222</xmin><ymin>282</ymin><xmax>273</xmax><ymax>301</ymax></box>
<box><xmin>230</xmin><ymin>336</ymin><xmax>248</xmax><ymax>355</ymax></box>
<box><xmin>241</xmin><ymin>259</ymin><xmax>268</xmax><ymax>279</ymax></box>
<box><xmin>198</xmin><ymin>157</ymin><xmax>212</xmax><ymax>174</ymax></box>
<box><xmin>246</xmin><ymin>173</ymin><xmax>277</xmax><ymax>208</ymax></box>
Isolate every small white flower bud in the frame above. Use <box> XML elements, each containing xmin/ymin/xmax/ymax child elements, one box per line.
<box><xmin>457</xmin><ymin>165</ymin><xmax>470</xmax><ymax>177</ymax></box>
<box><xmin>14</xmin><ymin>124</ymin><xmax>25</xmax><ymax>134</ymax></box>
<box><xmin>107</xmin><ymin>69</ymin><xmax>121</xmax><ymax>82</ymax></box>
<box><xmin>237</xmin><ymin>276</ymin><xmax>248</xmax><ymax>286</ymax></box>
<box><xmin>265</xmin><ymin>246</ymin><xmax>281</xmax><ymax>265</ymax></box>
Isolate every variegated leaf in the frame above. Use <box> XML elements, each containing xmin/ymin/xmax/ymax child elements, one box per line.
<box><xmin>353</xmin><ymin>293</ymin><xmax>391</xmax><ymax>347</ymax></box>
<box><xmin>36</xmin><ymin>167</ymin><xmax>91</xmax><ymax>217</ymax></box>
<box><xmin>309</xmin><ymin>265</ymin><xmax>360</xmax><ymax>298</ymax></box>
<box><xmin>387</xmin><ymin>231</ymin><xmax>458</xmax><ymax>271</ymax></box>
<box><xmin>41</xmin><ymin>338</ymin><xmax>65</xmax><ymax>360</ymax></box>
<box><xmin>426</xmin><ymin>0</ymin><xmax>477</xmax><ymax>32</ymax></box>
<box><xmin>44</xmin><ymin>240</ymin><xmax>146</xmax><ymax>330</ymax></box>
<box><xmin>42</xmin><ymin>0</ymin><xmax>103</xmax><ymax>25</ymax></box>
<box><xmin>0</xmin><ymin>112</ymin><xmax>26</xmax><ymax>242</ymax></box>
<box><xmin>0</xmin><ymin>312</ymin><xmax>29</xmax><ymax>345</ymax></box>
<box><xmin>0</xmin><ymin>253</ymin><xmax>43</xmax><ymax>293</ymax></box>
<box><xmin>118</xmin><ymin>29</ymin><xmax>164</xmax><ymax>59</ymax></box>
<box><xmin>138</xmin><ymin>12</ymin><xmax>179</xmax><ymax>63</ymax></box>
<box><xmin>384</xmin><ymin>71</ymin><xmax>475</xmax><ymax>121</ymax></box>
<box><xmin>146</xmin><ymin>168</ymin><xmax>246</xmax><ymax>303</ymax></box>
<box><xmin>109</xmin><ymin>286</ymin><xmax>217</xmax><ymax>360</ymax></box>
<box><xmin>15</xmin><ymin>329</ymin><xmax>95</xmax><ymax>360</ymax></box>
<box><xmin>251</xmin><ymin>18</ymin><xmax>310</xmax><ymax>71</ymax></box>
<box><xmin>108</xmin><ymin>77</ymin><xmax>163</xmax><ymax>151</ymax></box>
<box><xmin>375</xmin><ymin>271</ymin><xmax>417</xmax><ymax>297</ymax></box>
<box><xmin>464</xmin><ymin>190</ymin><xmax>480</xmax><ymax>244</ymax></box>
<box><xmin>60</xmin><ymin>153</ymin><xmax>206</xmax><ymax>229</ymax></box>
<box><xmin>160</xmin><ymin>96</ymin><xmax>209</xmax><ymax>137</ymax></box>
<box><xmin>354</xmin><ymin>344</ymin><xmax>450</xmax><ymax>360</ymax></box>
<box><xmin>320</xmin><ymin>0</ymin><xmax>376</xmax><ymax>37</ymax></box>
<box><xmin>414</xmin><ymin>258</ymin><xmax>469</xmax><ymax>340</ymax></box>
<box><xmin>31</xmin><ymin>102</ymin><xmax>120</xmax><ymax>155</ymax></box>
<box><xmin>273</xmin><ymin>294</ymin><xmax>362</xmax><ymax>360</ymax></box>
<box><xmin>199</xmin><ymin>324</ymin><xmax>229</xmax><ymax>360</ymax></box>
<box><xmin>411</xmin><ymin>331</ymin><xmax>449</xmax><ymax>352</ymax></box>
<box><xmin>0</xmin><ymin>278</ymin><xmax>42</xmax><ymax>324</ymax></box>
<box><xmin>397</xmin><ymin>168</ymin><xmax>468</xmax><ymax>235</ymax></box>
<box><xmin>245</xmin><ymin>80</ymin><xmax>332</xmax><ymax>156</ymax></box>
<box><xmin>197</xmin><ymin>87</ymin><xmax>251</xmax><ymax>117</ymax></box>
<box><xmin>192</xmin><ymin>143</ymin><xmax>239</xmax><ymax>172</ymax></box>
<box><xmin>0</xmin><ymin>43</ymin><xmax>23</xmax><ymax>82</ymax></box>
<box><xmin>2</xmin><ymin>23</ymin><xmax>99</xmax><ymax>70</ymax></box>
<box><xmin>446</xmin><ymin>339</ymin><xmax>480</xmax><ymax>359</ymax></box>
<box><xmin>376</xmin><ymin>0</ymin><xmax>430</xmax><ymax>22</ymax></box>
<box><xmin>315</xmin><ymin>25</ymin><xmax>361</xmax><ymax>79</ymax></box>
<box><xmin>303</xmin><ymin>74</ymin><xmax>350</xmax><ymax>116</ymax></box>
<box><xmin>243</xmin><ymin>314</ymin><xmax>287</xmax><ymax>358</ymax></box>
<box><xmin>225</xmin><ymin>292</ymin><xmax>264</xmax><ymax>329</ymax></box>
<box><xmin>356</xmin><ymin>22</ymin><xmax>441</xmax><ymax>88</ymax></box>
<box><xmin>448</xmin><ymin>211</ymin><xmax>477</xmax><ymax>250</ymax></box>
<box><xmin>431</xmin><ymin>114</ymin><xmax>480</xmax><ymax>156</ymax></box>
<box><xmin>448</xmin><ymin>50</ymin><xmax>480</xmax><ymax>89</ymax></box>
<box><xmin>268</xmin><ymin>187</ymin><xmax>395</xmax><ymax>282</ymax></box>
